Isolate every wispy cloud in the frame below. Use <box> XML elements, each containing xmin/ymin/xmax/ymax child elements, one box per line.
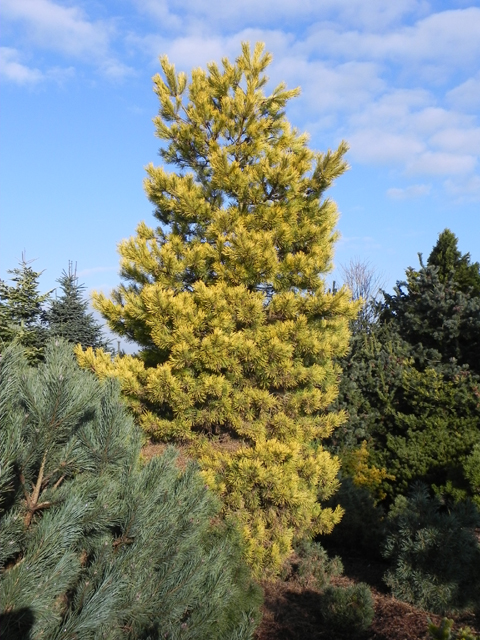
<box><xmin>0</xmin><ymin>46</ymin><xmax>74</xmax><ymax>84</ymax></box>
<box><xmin>0</xmin><ymin>47</ymin><xmax>43</xmax><ymax>84</ymax></box>
<box><xmin>406</xmin><ymin>151</ymin><xmax>477</xmax><ymax>176</ymax></box>
<box><xmin>304</xmin><ymin>7</ymin><xmax>480</xmax><ymax>76</ymax></box>
<box><xmin>446</xmin><ymin>73</ymin><xmax>480</xmax><ymax>112</ymax></box>
<box><xmin>444</xmin><ymin>174</ymin><xmax>480</xmax><ymax>202</ymax></box>
<box><xmin>0</xmin><ymin>0</ymin><xmax>133</xmax><ymax>79</ymax></box>
<box><xmin>387</xmin><ymin>184</ymin><xmax>431</xmax><ymax>199</ymax></box>
<box><xmin>1</xmin><ymin>0</ymin><xmax>110</xmax><ymax>57</ymax></box>
<box><xmin>134</xmin><ymin>0</ymin><xmax>421</xmax><ymax>33</ymax></box>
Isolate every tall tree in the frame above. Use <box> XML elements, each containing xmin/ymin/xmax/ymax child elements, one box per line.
<box><xmin>76</xmin><ymin>42</ymin><xmax>359</xmax><ymax>575</ymax></box>
<box><xmin>46</xmin><ymin>262</ymin><xmax>110</xmax><ymax>351</ymax></box>
<box><xmin>0</xmin><ymin>256</ymin><xmax>51</xmax><ymax>362</ymax></box>
<box><xmin>427</xmin><ymin>228</ymin><xmax>480</xmax><ymax>296</ymax></box>
<box><xmin>0</xmin><ymin>340</ymin><xmax>262</xmax><ymax>640</ymax></box>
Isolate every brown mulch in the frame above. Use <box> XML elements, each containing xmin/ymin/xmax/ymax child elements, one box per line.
<box><xmin>254</xmin><ymin>554</ymin><xmax>479</xmax><ymax>640</ymax></box>
<box><xmin>255</xmin><ymin>580</ymin><xmax>436</xmax><ymax>640</ymax></box>
<box><xmin>141</xmin><ymin>441</ymin><xmax>191</xmax><ymax>470</ymax></box>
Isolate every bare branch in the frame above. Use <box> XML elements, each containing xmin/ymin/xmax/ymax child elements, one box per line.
<box><xmin>340</xmin><ymin>257</ymin><xmax>385</xmax><ymax>303</ymax></box>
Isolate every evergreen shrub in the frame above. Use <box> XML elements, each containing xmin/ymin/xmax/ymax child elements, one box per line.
<box><xmin>463</xmin><ymin>444</ymin><xmax>480</xmax><ymax>510</ymax></box>
<box><xmin>290</xmin><ymin>539</ymin><xmax>343</xmax><ymax>589</ymax></box>
<box><xmin>382</xmin><ymin>483</ymin><xmax>480</xmax><ymax>614</ymax></box>
<box><xmin>0</xmin><ymin>340</ymin><xmax>261</xmax><ymax>640</ymax></box>
<box><xmin>331</xmin><ymin>230</ymin><xmax>480</xmax><ymax>506</ymax></box>
<box><xmin>319</xmin><ymin>583</ymin><xmax>374</xmax><ymax>632</ymax></box>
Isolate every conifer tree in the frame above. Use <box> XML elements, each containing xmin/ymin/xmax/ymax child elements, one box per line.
<box><xmin>427</xmin><ymin>228</ymin><xmax>480</xmax><ymax>296</ymax></box>
<box><xmin>0</xmin><ymin>256</ymin><xmax>51</xmax><ymax>362</ymax></box>
<box><xmin>0</xmin><ymin>339</ymin><xmax>261</xmax><ymax>640</ymax></box>
<box><xmin>76</xmin><ymin>42</ymin><xmax>359</xmax><ymax>574</ymax></box>
<box><xmin>331</xmin><ymin>234</ymin><xmax>480</xmax><ymax>502</ymax></box>
<box><xmin>46</xmin><ymin>262</ymin><xmax>111</xmax><ymax>351</ymax></box>
<box><xmin>381</xmin><ymin>260</ymin><xmax>480</xmax><ymax>376</ymax></box>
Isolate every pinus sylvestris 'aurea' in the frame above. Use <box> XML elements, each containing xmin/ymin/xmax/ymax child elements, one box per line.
<box><xmin>0</xmin><ymin>340</ymin><xmax>261</xmax><ymax>639</ymax></box>
<box><xmin>76</xmin><ymin>42</ymin><xmax>360</xmax><ymax>575</ymax></box>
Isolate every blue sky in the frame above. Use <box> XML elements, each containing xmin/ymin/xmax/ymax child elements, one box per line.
<box><xmin>1</xmin><ymin>0</ymin><xmax>479</xmax><ymax>331</ymax></box>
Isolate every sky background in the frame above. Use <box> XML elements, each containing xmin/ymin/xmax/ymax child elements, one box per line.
<box><xmin>1</xmin><ymin>0</ymin><xmax>479</xmax><ymax>348</ymax></box>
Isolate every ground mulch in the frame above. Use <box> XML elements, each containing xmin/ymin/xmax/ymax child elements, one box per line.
<box><xmin>254</xmin><ymin>552</ymin><xmax>479</xmax><ymax>640</ymax></box>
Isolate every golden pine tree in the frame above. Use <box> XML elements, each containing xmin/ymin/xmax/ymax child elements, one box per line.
<box><xmin>76</xmin><ymin>42</ymin><xmax>360</xmax><ymax>576</ymax></box>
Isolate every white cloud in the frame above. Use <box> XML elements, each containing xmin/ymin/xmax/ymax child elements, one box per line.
<box><xmin>347</xmin><ymin>89</ymin><xmax>431</xmax><ymax>131</ymax></box>
<box><xmin>338</xmin><ymin>87</ymin><xmax>479</xmax><ymax>183</ymax></box>
<box><xmin>278</xmin><ymin>58</ymin><xmax>385</xmax><ymax>115</ymax></box>
<box><xmin>429</xmin><ymin>128</ymin><xmax>480</xmax><ymax>156</ymax></box>
<box><xmin>100</xmin><ymin>58</ymin><xmax>135</xmax><ymax>79</ymax></box>
<box><xmin>348</xmin><ymin>130</ymin><xmax>425</xmax><ymax>164</ymax></box>
<box><xmin>135</xmin><ymin>0</ymin><xmax>422</xmax><ymax>33</ymax></box>
<box><xmin>1</xmin><ymin>0</ymin><xmax>111</xmax><ymax>57</ymax></box>
<box><xmin>5</xmin><ymin>1</ymin><xmax>475</xmax><ymax>195</ymax></box>
<box><xmin>446</xmin><ymin>74</ymin><xmax>480</xmax><ymax>112</ymax></box>
<box><xmin>323</xmin><ymin>0</ymin><xmax>423</xmax><ymax>31</ymax></box>
<box><xmin>128</xmin><ymin>25</ymin><xmax>480</xmax><ymax>193</ymax></box>
<box><xmin>408</xmin><ymin>107</ymin><xmax>474</xmax><ymax>137</ymax></box>
<box><xmin>387</xmin><ymin>184</ymin><xmax>431</xmax><ymax>199</ymax></box>
<box><xmin>304</xmin><ymin>7</ymin><xmax>480</xmax><ymax>74</ymax></box>
<box><xmin>407</xmin><ymin>151</ymin><xmax>477</xmax><ymax>176</ymax></box>
<box><xmin>131</xmin><ymin>0</ymin><xmax>184</xmax><ymax>31</ymax></box>
<box><xmin>128</xmin><ymin>29</ymin><xmax>292</xmax><ymax>74</ymax></box>
<box><xmin>0</xmin><ymin>0</ymin><xmax>133</xmax><ymax>78</ymax></box>
<box><xmin>0</xmin><ymin>47</ymin><xmax>43</xmax><ymax>84</ymax></box>
<box><xmin>444</xmin><ymin>174</ymin><xmax>480</xmax><ymax>201</ymax></box>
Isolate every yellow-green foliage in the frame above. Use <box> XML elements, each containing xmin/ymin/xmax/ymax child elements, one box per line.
<box><xmin>341</xmin><ymin>441</ymin><xmax>395</xmax><ymax>502</ymax></box>
<box><xmin>75</xmin><ymin>42</ymin><xmax>360</xmax><ymax>576</ymax></box>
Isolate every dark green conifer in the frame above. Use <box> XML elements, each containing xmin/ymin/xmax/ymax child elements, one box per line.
<box><xmin>383</xmin><ymin>483</ymin><xmax>480</xmax><ymax>614</ymax></box>
<box><xmin>330</xmin><ymin>232</ymin><xmax>480</xmax><ymax>502</ymax></box>
<box><xmin>0</xmin><ymin>339</ymin><xmax>261</xmax><ymax>640</ymax></box>
<box><xmin>46</xmin><ymin>262</ymin><xmax>111</xmax><ymax>351</ymax></box>
<box><xmin>0</xmin><ymin>256</ymin><xmax>51</xmax><ymax>362</ymax></box>
<box><xmin>381</xmin><ymin>261</ymin><xmax>480</xmax><ymax>375</ymax></box>
<box><xmin>331</xmin><ymin>324</ymin><xmax>480</xmax><ymax>501</ymax></box>
<box><xmin>427</xmin><ymin>228</ymin><xmax>480</xmax><ymax>296</ymax></box>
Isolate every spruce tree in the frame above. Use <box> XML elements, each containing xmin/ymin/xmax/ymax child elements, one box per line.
<box><xmin>427</xmin><ymin>228</ymin><xmax>480</xmax><ymax>296</ymax></box>
<box><xmin>0</xmin><ymin>339</ymin><xmax>261</xmax><ymax>640</ymax></box>
<box><xmin>46</xmin><ymin>262</ymin><xmax>111</xmax><ymax>351</ymax></box>
<box><xmin>0</xmin><ymin>256</ymin><xmax>51</xmax><ymax>363</ymax></box>
<box><xmin>75</xmin><ymin>42</ymin><xmax>359</xmax><ymax>575</ymax></box>
<box><xmin>381</xmin><ymin>260</ymin><xmax>480</xmax><ymax>376</ymax></box>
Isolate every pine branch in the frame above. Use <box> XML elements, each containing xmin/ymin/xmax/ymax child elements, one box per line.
<box><xmin>24</xmin><ymin>450</ymin><xmax>47</xmax><ymax>527</ymax></box>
